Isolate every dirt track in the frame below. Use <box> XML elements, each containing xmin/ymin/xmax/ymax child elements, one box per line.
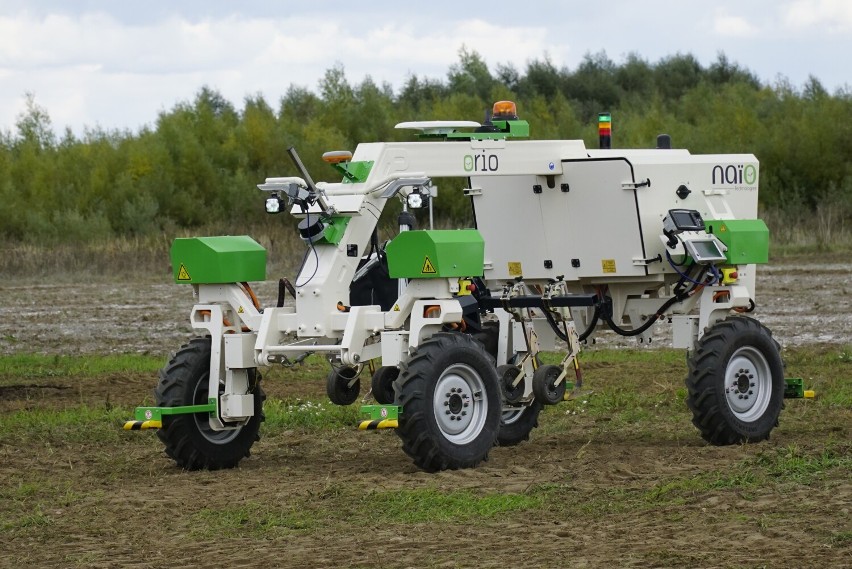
<box><xmin>1</xmin><ymin>256</ymin><xmax>849</xmax><ymax>357</ymax></box>
<box><xmin>0</xmin><ymin>255</ymin><xmax>850</xmax><ymax>568</ymax></box>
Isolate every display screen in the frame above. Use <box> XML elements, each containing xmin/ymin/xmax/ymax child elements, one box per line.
<box><xmin>669</xmin><ymin>209</ymin><xmax>705</xmax><ymax>231</ymax></box>
<box><xmin>685</xmin><ymin>238</ymin><xmax>727</xmax><ymax>262</ymax></box>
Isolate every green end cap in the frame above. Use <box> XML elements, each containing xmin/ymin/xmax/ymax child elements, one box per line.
<box><xmin>784</xmin><ymin>378</ymin><xmax>804</xmax><ymax>399</ymax></box>
<box><xmin>710</xmin><ymin>219</ymin><xmax>770</xmax><ymax>265</ymax></box>
<box><xmin>171</xmin><ymin>236</ymin><xmax>266</xmax><ymax>284</ymax></box>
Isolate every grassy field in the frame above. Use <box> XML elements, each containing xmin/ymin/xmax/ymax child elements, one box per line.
<box><xmin>1</xmin><ymin>345</ymin><xmax>849</xmax><ymax>567</ymax></box>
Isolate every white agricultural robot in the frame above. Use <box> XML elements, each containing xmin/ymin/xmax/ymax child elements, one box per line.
<box><xmin>125</xmin><ymin>101</ymin><xmax>806</xmax><ymax>472</ymax></box>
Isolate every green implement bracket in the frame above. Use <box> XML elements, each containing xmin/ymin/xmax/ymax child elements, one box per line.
<box><xmin>361</xmin><ymin>404</ymin><xmax>401</xmax><ymax>421</ymax></box>
<box><xmin>358</xmin><ymin>404</ymin><xmax>401</xmax><ymax>430</ymax></box>
<box><xmin>124</xmin><ymin>398</ymin><xmax>217</xmax><ymax>430</ymax></box>
<box><xmin>133</xmin><ymin>399</ymin><xmax>217</xmax><ymax>422</ymax></box>
<box><xmin>709</xmin><ymin>219</ymin><xmax>769</xmax><ymax>265</ymax></box>
<box><xmin>386</xmin><ymin>230</ymin><xmax>485</xmax><ymax>279</ymax></box>
<box><xmin>170</xmin><ymin>235</ymin><xmax>266</xmax><ymax>284</ymax></box>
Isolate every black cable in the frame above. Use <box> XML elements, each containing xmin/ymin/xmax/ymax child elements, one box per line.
<box><xmin>362</xmin><ymin>201</ymin><xmax>381</xmax><ymax>221</ymax></box>
<box><xmin>540</xmin><ymin>296</ymin><xmax>601</xmax><ymax>343</ymax></box>
<box><xmin>578</xmin><ymin>303</ymin><xmax>601</xmax><ymax>342</ymax></box>
<box><xmin>602</xmin><ymin>271</ymin><xmax>709</xmax><ymax>337</ymax></box>
<box><xmin>542</xmin><ymin>308</ymin><xmax>570</xmax><ymax>342</ymax></box>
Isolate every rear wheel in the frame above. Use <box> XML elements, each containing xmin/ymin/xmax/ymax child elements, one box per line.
<box><xmin>395</xmin><ymin>333</ymin><xmax>501</xmax><ymax>472</ymax></box>
<box><xmin>497</xmin><ymin>399</ymin><xmax>544</xmax><ymax>446</ymax></box>
<box><xmin>496</xmin><ymin>355</ymin><xmax>544</xmax><ymax>447</ymax></box>
<box><xmin>686</xmin><ymin>317</ymin><xmax>784</xmax><ymax>445</ymax></box>
<box><xmin>533</xmin><ymin>364</ymin><xmax>566</xmax><ymax>405</ymax></box>
<box><xmin>155</xmin><ymin>337</ymin><xmax>264</xmax><ymax>470</ymax></box>
<box><xmin>327</xmin><ymin>365</ymin><xmax>361</xmax><ymax>405</ymax></box>
<box><xmin>371</xmin><ymin>366</ymin><xmax>399</xmax><ymax>405</ymax></box>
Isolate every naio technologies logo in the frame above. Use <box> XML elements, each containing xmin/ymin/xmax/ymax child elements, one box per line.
<box><xmin>712</xmin><ymin>163</ymin><xmax>758</xmax><ymax>190</ymax></box>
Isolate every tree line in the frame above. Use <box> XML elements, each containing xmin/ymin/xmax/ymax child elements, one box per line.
<box><xmin>1</xmin><ymin>49</ymin><xmax>849</xmax><ymax>244</ymax></box>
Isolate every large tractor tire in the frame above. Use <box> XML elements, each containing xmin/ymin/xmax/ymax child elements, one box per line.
<box><xmin>155</xmin><ymin>337</ymin><xmax>265</xmax><ymax>470</ymax></box>
<box><xmin>395</xmin><ymin>332</ymin><xmax>501</xmax><ymax>472</ymax></box>
<box><xmin>686</xmin><ymin>317</ymin><xmax>784</xmax><ymax>445</ymax></box>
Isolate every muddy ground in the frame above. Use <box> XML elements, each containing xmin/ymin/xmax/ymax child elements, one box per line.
<box><xmin>0</xmin><ymin>256</ymin><xmax>849</xmax><ymax>357</ymax></box>
<box><xmin>0</xmin><ymin>255</ymin><xmax>849</xmax><ymax>568</ymax></box>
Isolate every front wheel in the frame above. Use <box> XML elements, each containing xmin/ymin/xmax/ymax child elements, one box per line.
<box><xmin>155</xmin><ymin>337</ymin><xmax>265</xmax><ymax>470</ymax></box>
<box><xmin>395</xmin><ymin>333</ymin><xmax>501</xmax><ymax>472</ymax></box>
<box><xmin>686</xmin><ymin>317</ymin><xmax>784</xmax><ymax>445</ymax></box>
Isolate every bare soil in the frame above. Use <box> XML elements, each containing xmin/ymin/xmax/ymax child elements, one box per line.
<box><xmin>0</xmin><ymin>256</ymin><xmax>849</xmax><ymax>568</ymax></box>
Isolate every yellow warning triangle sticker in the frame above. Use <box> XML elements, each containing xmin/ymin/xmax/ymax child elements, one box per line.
<box><xmin>421</xmin><ymin>256</ymin><xmax>437</xmax><ymax>274</ymax></box>
<box><xmin>238</xmin><ymin>306</ymin><xmax>245</xmax><ymax>314</ymax></box>
<box><xmin>177</xmin><ymin>264</ymin><xmax>191</xmax><ymax>281</ymax></box>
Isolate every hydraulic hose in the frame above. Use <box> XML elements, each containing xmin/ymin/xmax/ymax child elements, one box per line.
<box><xmin>542</xmin><ymin>297</ymin><xmax>601</xmax><ymax>343</ymax></box>
<box><xmin>602</xmin><ymin>265</ymin><xmax>712</xmax><ymax>337</ymax></box>
<box><xmin>602</xmin><ymin>293</ymin><xmax>683</xmax><ymax>337</ymax></box>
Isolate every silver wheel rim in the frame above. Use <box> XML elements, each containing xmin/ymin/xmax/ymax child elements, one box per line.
<box><xmin>433</xmin><ymin>363</ymin><xmax>488</xmax><ymax>444</ymax></box>
<box><xmin>501</xmin><ymin>406</ymin><xmax>526</xmax><ymax>425</ymax></box>
<box><xmin>724</xmin><ymin>346</ymin><xmax>772</xmax><ymax>422</ymax></box>
<box><xmin>193</xmin><ymin>372</ymin><xmax>241</xmax><ymax>444</ymax></box>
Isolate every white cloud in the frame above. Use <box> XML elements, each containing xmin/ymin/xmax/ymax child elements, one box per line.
<box><xmin>713</xmin><ymin>12</ymin><xmax>759</xmax><ymax>37</ymax></box>
<box><xmin>0</xmin><ymin>11</ymin><xmax>569</xmax><ymax>135</ymax></box>
<box><xmin>1</xmin><ymin>3</ymin><xmax>849</xmax><ymax>136</ymax></box>
<box><xmin>782</xmin><ymin>0</ymin><xmax>852</xmax><ymax>32</ymax></box>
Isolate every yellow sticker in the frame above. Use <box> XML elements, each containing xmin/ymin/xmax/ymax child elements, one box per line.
<box><xmin>422</xmin><ymin>256</ymin><xmax>437</xmax><ymax>274</ymax></box>
<box><xmin>238</xmin><ymin>306</ymin><xmax>245</xmax><ymax>314</ymax></box>
<box><xmin>177</xmin><ymin>264</ymin><xmax>191</xmax><ymax>281</ymax></box>
<box><xmin>508</xmin><ymin>261</ymin><xmax>522</xmax><ymax>277</ymax></box>
<box><xmin>601</xmin><ymin>259</ymin><xmax>617</xmax><ymax>273</ymax></box>
<box><xmin>393</xmin><ymin>304</ymin><xmax>400</xmax><ymax>312</ymax></box>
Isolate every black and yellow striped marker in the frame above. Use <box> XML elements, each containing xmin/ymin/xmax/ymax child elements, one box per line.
<box><xmin>123</xmin><ymin>420</ymin><xmax>162</xmax><ymax>430</ymax></box>
<box><xmin>358</xmin><ymin>419</ymin><xmax>398</xmax><ymax>430</ymax></box>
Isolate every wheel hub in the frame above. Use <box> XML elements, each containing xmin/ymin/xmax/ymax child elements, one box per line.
<box><xmin>724</xmin><ymin>347</ymin><xmax>771</xmax><ymax>421</ymax></box>
<box><xmin>433</xmin><ymin>364</ymin><xmax>487</xmax><ymax>444</ymax></box>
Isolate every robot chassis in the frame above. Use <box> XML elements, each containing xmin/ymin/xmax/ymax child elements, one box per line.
<box><xmin>126</xmin><ymin>102</ymin><xmax>795</xmax><ymax>472</ymax></box>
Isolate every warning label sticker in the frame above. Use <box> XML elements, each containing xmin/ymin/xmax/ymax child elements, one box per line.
<box><xmin>601</xmin><ymin>259</ymin><xmax>617</xmax><ymax>273</ymax></box>
<box><xmin>508</xmin><ymin>262</ymin><xmax>522</xmax><ymax>277</ymax></box>
<box><xmin>177</xmin><ymin>264</ymin><xmax>191</xmax><ymax>281</ymax></box>
<box><xmin>422</xmin><ymin>256</ymin><xmax>437</xmax><ymax>274</ymax></box>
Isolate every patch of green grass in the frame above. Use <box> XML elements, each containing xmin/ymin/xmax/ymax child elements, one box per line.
<box><xmin>4</xmin><ymin>509</ymin><xmax>53</xmax><ymax>530</ymax></box>
<box><xmin>361</xmin><ymin>488</ymin><xmax>544</xmax><ymax>524</ymax></box>
<box><xmin>189</xmin><ymin>488</ymin><xmax>544</xmax><ymax>538</ymax></box>
<box><xmin>0</xmin><ymin>395</ymin><xmax>363</xmax><ymax>444</ymax></box>
<box><xmin>0</xmin><ymin>353</ymin><xmax>163</xmax><ymax>380</ymax></box>
<box><xmin>262</xmin><ymin>397</ymin><xmax>361</xmax><ymax>431</ymax></box>
<box><xmin>751</xmin><ymin>443</ymin><xmax>851</xmax><ymax>483</ymax></box>
<box><xmin>828</xmin><ymin>531</ymin><xmax>852</xmax><ymax>546</ymax></box>
<box><xmin>781</xmin><ymin>345</ymin><xmax>852</xmax><ymax>406</ymax></box>
<box><xmin>0</xmin><ymin>405</ymin><xmax>134</xmax><ymax>444</ymax></box>
<box><xmin>190</xmin><ymin>502</ymin><xmax>318</xmax><ymax>538</ymax></box>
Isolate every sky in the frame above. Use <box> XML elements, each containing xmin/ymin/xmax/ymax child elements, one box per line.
<box><xmin>1</xmin><ymin>0</ymin><xmax>850</xmax><ymax>137</ymax></box>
